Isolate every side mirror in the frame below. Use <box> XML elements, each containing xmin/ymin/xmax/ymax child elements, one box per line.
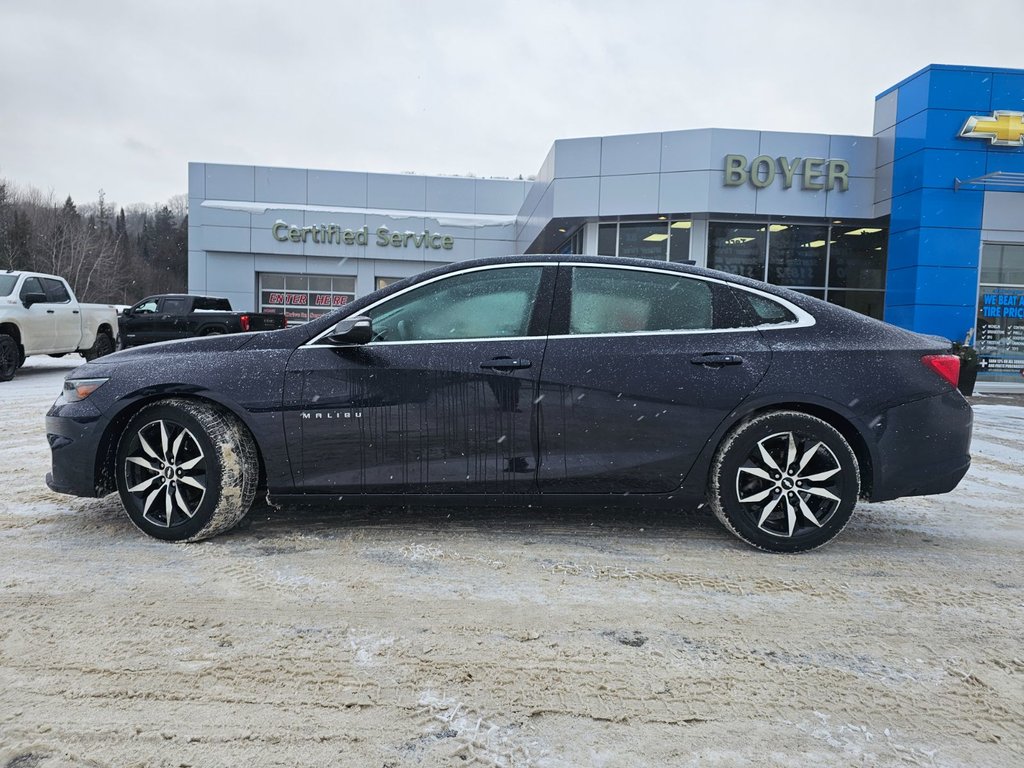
<box><xmin>122</xmin><ymin>308</ymin><xmax>134</xmax><ymax>317</ymax></box>
<box><xmin>325</xmin><ymin>315</ymin><xmax>373</xmax><ymax>345</ymax></box>
<box><xmin>22</xmin><ymin>292</ymin><xmax>47</xmax><ymax>308</ymax></box>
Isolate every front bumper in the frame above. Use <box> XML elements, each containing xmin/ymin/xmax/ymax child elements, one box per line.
<box><xmin>868</xmin><ymin>389</ymin><xmax>973</xmax><ymax>502</ymax></box>
<box><xmin>45</xmin><ymin>397</ymin><xmax>111</xmax><ymax>498</ymax></box>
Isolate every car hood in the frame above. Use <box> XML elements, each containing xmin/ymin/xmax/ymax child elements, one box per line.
<box><xmin>88</xmin><ymin>334</ymin><xmax>251</xmax><ymax>364</ymax></box>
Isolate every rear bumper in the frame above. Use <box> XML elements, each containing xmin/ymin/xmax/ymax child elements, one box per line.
<box><xmin>868</xmin><ymin>389</ymin><xmax>973</xmax><ymax>501</ymax></box>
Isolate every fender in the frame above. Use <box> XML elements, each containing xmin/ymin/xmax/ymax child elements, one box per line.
<box><xmin>679</xmin><ymin>391</ymin><xmax>880</xmax><ymax>500</ymax></box>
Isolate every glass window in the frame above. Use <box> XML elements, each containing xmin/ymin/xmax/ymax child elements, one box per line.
<box><xmin>259</xmin><ymin>273</ymin><xmax>356</xmax><ymax>323</ymax></box>
<box><xmin>333</xmin><ymin>276</ymin><xmax>356</xmax><ymax>293</ymax></box>
<box><xmin>308</xmin><ymin>276</ymin><xmax>333</xmax><ymax>292</ymax></box>
<box><xmin>707</xmin><ymin>223</ymin><xmax>767</xmax><ymax>280</ymax></box>
<box><xmin>766</xmin><ymin>224</ymin><xmax>828</xmax><ymax>287</ymax></box>
<box><xmin>598</xmin><ymin>224</ymin><xmax>617</xmax><ymax>257</ymax></box>
<box><xmin>133</xmin><ymin>299</ymin><xmax>158</xmax><ymax>314</ymax></box>
<box><xmin>980</xmin><ymin>244</ymin><xmax>1024</xmax><ymax>285</ymax></box>
<box><xmin>161</xmin><ymin>298</ymin><xmax>189</xmax><ymax>315</ymax></box>
<box><xmin>19</xmin><ymin>277</ymin><xmax>43</xmax><ymax>299</ymax></box>
<box><xmin>568</xmin><ymin>267</ymin><xmax>713</xmax><ymax>334</ymax></box>
<box><xmin>367</xmin><ymin>266</ymin><xmax>543</xmax><ymax>342</ymax></box>
<box><xmin>731</xmin><ymin>290</ymin><xmax>798</xmax><ymax>326</ymax></box>
<box><xmin>261</xmin><ymin>274</ymin><xmax>285</xmax><ymax>290</ymax></box>
<box><xmin>41</xmin><ymin>278</ymin><xmax>71</xmax><ymax>303</ymax></box>
<box><xmin>555</xmin><ymin>227</ymin><xmax>584</xmax><ymax>255</ymax></box>
<box><xmin>828</xmin><ymin>290</ymin><xmax>885</xmax><ymax>320</ymax></box>
<box><xmin>375</xmin><ymin>276</ymin><xmax>402</xmax><ymax>291</ymax></box>
<box><xmin>0</xmin><ymin>275</ymin><xmax>16</xmax><ymax>296</ymax></box>
<box><xmin>830</xmin><ymin>226</ymin><xmax>887</xmax><ymax>289</ymax></box>
<box><xmin>669</xmin><ymin>220</ymin><xmax>692</xmax><ymax>263</ymax></box>
<box><xmin>193</xmin><ymin>297</ymin><xmax>231</xmax><ymax>311</ymax></box>
<box><xmin>617</xmin><ymin>222</ymin><xmax>669</xmax><ymax>261</ymax></box>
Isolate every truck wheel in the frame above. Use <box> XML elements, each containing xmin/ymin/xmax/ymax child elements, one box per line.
<box><xmin>203</xmin><ymin>329</ymin><xmax>226</xmax><ymax>336</ymax></box>
<box><xmin>115</xmin><ymin>399</ymin><xmax>258</xmax><ymax>541</ymax></box>
<box><xmin>83</xmin><ymin>331</ymin><xmax>115</xmax><ymax>361</ymax></box>
<box><xmin>0</xmin><ymin>335</ymin><xmax>18</xmax><ymax>381</ymax></box>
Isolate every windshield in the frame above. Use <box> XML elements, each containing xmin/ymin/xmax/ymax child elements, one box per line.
<box><xmin>0</xmin><ymin>275</ymin><xmax>17</xmax><ymax>297</ymax></box>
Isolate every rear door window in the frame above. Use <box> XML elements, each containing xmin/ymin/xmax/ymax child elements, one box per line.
<box><xmin>567</xmin><ymin>267</ymin><xmax>715</xmax><ymax>334</ymax></box>
<box><xmin>42</xmin><ymin>278</ymin><xmax>71</xmax><ymax>303</ymax></box>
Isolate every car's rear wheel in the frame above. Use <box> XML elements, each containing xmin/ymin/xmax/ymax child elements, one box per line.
<box><xmin>709</xmin><ymin>411</ymin><xmax>859</xmax><ymax>553</ymax></box>
<box><xmin>115</xmin><ymin>399</ymin><xmax>258</xmax><ymax>541</ymax></box>
<box><xmin>83</xmin><ymin>331</ymin><xmax>115</xmax><ymax>361</ymax></box>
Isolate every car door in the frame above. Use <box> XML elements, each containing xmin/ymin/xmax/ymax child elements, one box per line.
<box><xmin>17</xmin><ymin>276</ymin><xmax>56</xmax><ymax>352</ymax></box>
<box><xmin>121</xmin><ymin>298</ymin><xmax>160</xmax><ymax>345</ymax></box>
<box><xmin>536</xmin><ymin>263</ymin><xmax>773</xmax><ymax>494</ymax></box>
<box><xmin>158</xmin><ymin>297</ymin><xmax>190</xmax><ymax>341</ymax></box>
<box><xmin>284</xmin><ymin>264</ymin><xmax>556</xmax><ymax>494</ymax></box>
<box><xmin>42</xmin><ymin>278</ymin><xmax>81</xmax><ymax>350</ymax></box>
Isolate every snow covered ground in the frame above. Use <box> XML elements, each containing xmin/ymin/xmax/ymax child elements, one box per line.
<box><xmin>0</xmin><ymin>356</ymin><xmax>1021</xmax><ymax>767</ymax></box>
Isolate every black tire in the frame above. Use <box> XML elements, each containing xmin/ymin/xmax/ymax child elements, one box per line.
<box><xmin>115</xmin><ymin>399</ymin><xmax>258</xmax><ymax>541</ymax></box>
<box><xmin>82</xmin><ymin>331</ymin><xmax>115</xmax><ymax>362</ymax></box>
<box><xmin>709</xmin><ymin>411</ymin><xmax>860</xmax><ymax>553</ymax></box>
<box><xmin>0</xmin><ymin>334</ymin><xmax>18</xmax><ymax>381</ymax></box>
<box><xmin>203</xmin><ymin>328</ymin><xmax>226</xmax><ymax>336</ymax></box>
<box><xmin>49</xmin><ymin>353</ymin><xmax>67</xmax><ymax>358</ymax></box>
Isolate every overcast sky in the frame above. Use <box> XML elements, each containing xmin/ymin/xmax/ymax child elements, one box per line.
<box><xmin>2</xmin><ymin>0</ymin><xmax>1023</xmax><ymax>209</ymax></box>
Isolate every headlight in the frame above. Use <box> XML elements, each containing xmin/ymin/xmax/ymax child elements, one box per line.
<box><xmin>63</xmin><ymin>377</ymin><xmax>109</xmax><ymax>402</ymax></box>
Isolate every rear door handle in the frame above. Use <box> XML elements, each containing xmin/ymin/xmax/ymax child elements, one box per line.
<box><xmin>46</xmin><ymin>309</ymin><xmax>55</xmax><ymax>314</ymax></box>
<box><xmin>480</xmin><ymin>357</ymin><xmax>532</xmax><ymax>371</ymax></box>
<box><xmin>690</xmin><ymin>352</ymin><xmax>744</xmax><ymax>367</ymax></box>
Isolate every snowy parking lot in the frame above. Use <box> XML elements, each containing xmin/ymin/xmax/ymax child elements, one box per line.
<box><xmin>1</xmin><ymin>357</ymin><xmax>1022</xmax><ymax>767</ymax></box>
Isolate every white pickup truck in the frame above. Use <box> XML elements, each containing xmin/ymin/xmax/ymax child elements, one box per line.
<box><xmin>0</xmin><ymin>270</ymin><xmax>119</xmax><ymax>381</ymax></box>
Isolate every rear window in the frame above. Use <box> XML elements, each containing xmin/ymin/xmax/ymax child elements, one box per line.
<box><xmin>0</xmin><ymin>275</ymin><xmax>16</xmax><ymax>297</ymax></box>
<box><xmin>42</xmin><ymin>278</ymin><xmax>71</xmax><ymax>303</ymax></box>
<box><xmin>729</xmin><ymin>288</ymin><xmax>798</xmax><ymax>326</ymax></box>
<box><xmin>193</xmin><ymin>297</ymin><xmax>231</xmax><ymax>311</ymax></box>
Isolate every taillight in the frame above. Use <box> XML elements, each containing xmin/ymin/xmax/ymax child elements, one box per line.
<box><xmin>282</xmin><ymin>317</ymin><xmax>287</xmax><ymax>327</ymax></box>
<box><xmin>922</xmin><ymin>354</ymin><xmax>960</xmax><ymax>387</ymax></box>
<box><xmin>240</xmin><ymin>314</ymin><xmax>250</xmax><ymax>332</ymax></box>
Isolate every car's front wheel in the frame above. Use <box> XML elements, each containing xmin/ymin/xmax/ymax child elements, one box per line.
<box><xmin>709</xmin><ymin>411</ymin><xmax>860</xmax><ymax>553</ymax></box>
<box><xmin>0</xmin><ymin>334</ymin><xmax>19</xmax><ymax>381</ymax></box>
<box><xmin>115</xmin><ymin>399</ymin><xmax>258</xmax><ymax>541</ymax></box>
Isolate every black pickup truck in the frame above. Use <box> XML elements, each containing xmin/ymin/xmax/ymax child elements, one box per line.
<box><xmin>119</xmin><ymin>294</ymin><xmax>287</xmax><ymax>348</ymax></box>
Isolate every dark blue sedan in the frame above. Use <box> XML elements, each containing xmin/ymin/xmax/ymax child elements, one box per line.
<box><xmin>45</xmin><ymin>255</ymin><xmax>972</xmax><ymax>552</ymax></box>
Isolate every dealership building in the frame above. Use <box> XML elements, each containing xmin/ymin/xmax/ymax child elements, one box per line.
<box><xmin>188</xmin><ymin>63</ymin><xmax>1024</xmax><ymax>388</ymax></box>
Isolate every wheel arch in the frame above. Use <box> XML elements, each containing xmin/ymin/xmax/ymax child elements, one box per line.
<box><xmin>688</xmin><ymin>397</ymin><xmax>877</xmax><ymax>500</ymax></box>
<box><xmin>95</xmin><ymin>392</ymin><xmax>267</xmax><ymax>496</ymax></box>
<box><xmin>1</xmin><ymin>321</ymin><xmax>22</xmax><ymax>347</ymax></box>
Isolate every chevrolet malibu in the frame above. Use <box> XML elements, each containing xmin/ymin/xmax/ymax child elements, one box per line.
<box><xmin>45</xmin><ymin>255</ymin><xmax>973</xmax><ymax>552</ymax></box>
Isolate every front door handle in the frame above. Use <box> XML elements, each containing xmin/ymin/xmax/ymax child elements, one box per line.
<box><xmin>480</xmin><ymin>357</ymin><xmax>532</xmax><ymax>371</ymax></box>
<box><xmin>690</xmin><ymin>352</ymin><xmax>744</xmax><ymax>367</ymax></box>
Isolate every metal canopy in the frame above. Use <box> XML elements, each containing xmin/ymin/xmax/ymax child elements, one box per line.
<box><xmin>954</xmin><ymin>171</ymin><xmax>1024</xmax><ymax>191</ymax></box>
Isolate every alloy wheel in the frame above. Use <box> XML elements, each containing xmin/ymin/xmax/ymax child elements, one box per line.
<box><xmin>734</xmin><ymin>430</ymin><xmax>844</xmax><ymax>538</ymax></box>
<box><xmin>123</xmin><ymin>419</ymin><xmax>207</xmax><ymax>528</ymax></box>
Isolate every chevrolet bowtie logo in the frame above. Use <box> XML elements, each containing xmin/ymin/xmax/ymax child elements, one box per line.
<box><xmin>959</xmin><ymin>110</ymin><xmax>1024</xmax><ymax>146</ymax></box>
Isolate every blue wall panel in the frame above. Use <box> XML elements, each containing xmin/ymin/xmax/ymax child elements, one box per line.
<box><xmin>878</xmin><ymin>64</ymin><xmax>1024</xmax><ymax>339</ymax></box>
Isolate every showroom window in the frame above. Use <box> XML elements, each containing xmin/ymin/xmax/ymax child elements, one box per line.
<box><xmin>597</xmin><ymin>219</ymin><xmax>692</xmax><ymax>262</ymax></box>
<box><xmin>707</xmin><ymin>221</ymin><xmax>888</xmax><ymax>319</ymax></box>
<box><xmin>259</xmin><ymin>273</ymin><xmax>356</xmax><ymax>323</ymax></box>
<box><xmin>375</xmin><ymin>276</ymin><xmax>402</xmax><ymax>291</ymax></box>
<box><xmin>976</xmin><ymin>243</ymin><xmax>1024</xmax><ymax>381</ymax></box>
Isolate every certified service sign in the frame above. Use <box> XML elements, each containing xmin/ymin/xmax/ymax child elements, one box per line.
<box><xmin>959</xmin><ymin>110</ymin><xmax>1024</xmax><ymax>146</ymax></box>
